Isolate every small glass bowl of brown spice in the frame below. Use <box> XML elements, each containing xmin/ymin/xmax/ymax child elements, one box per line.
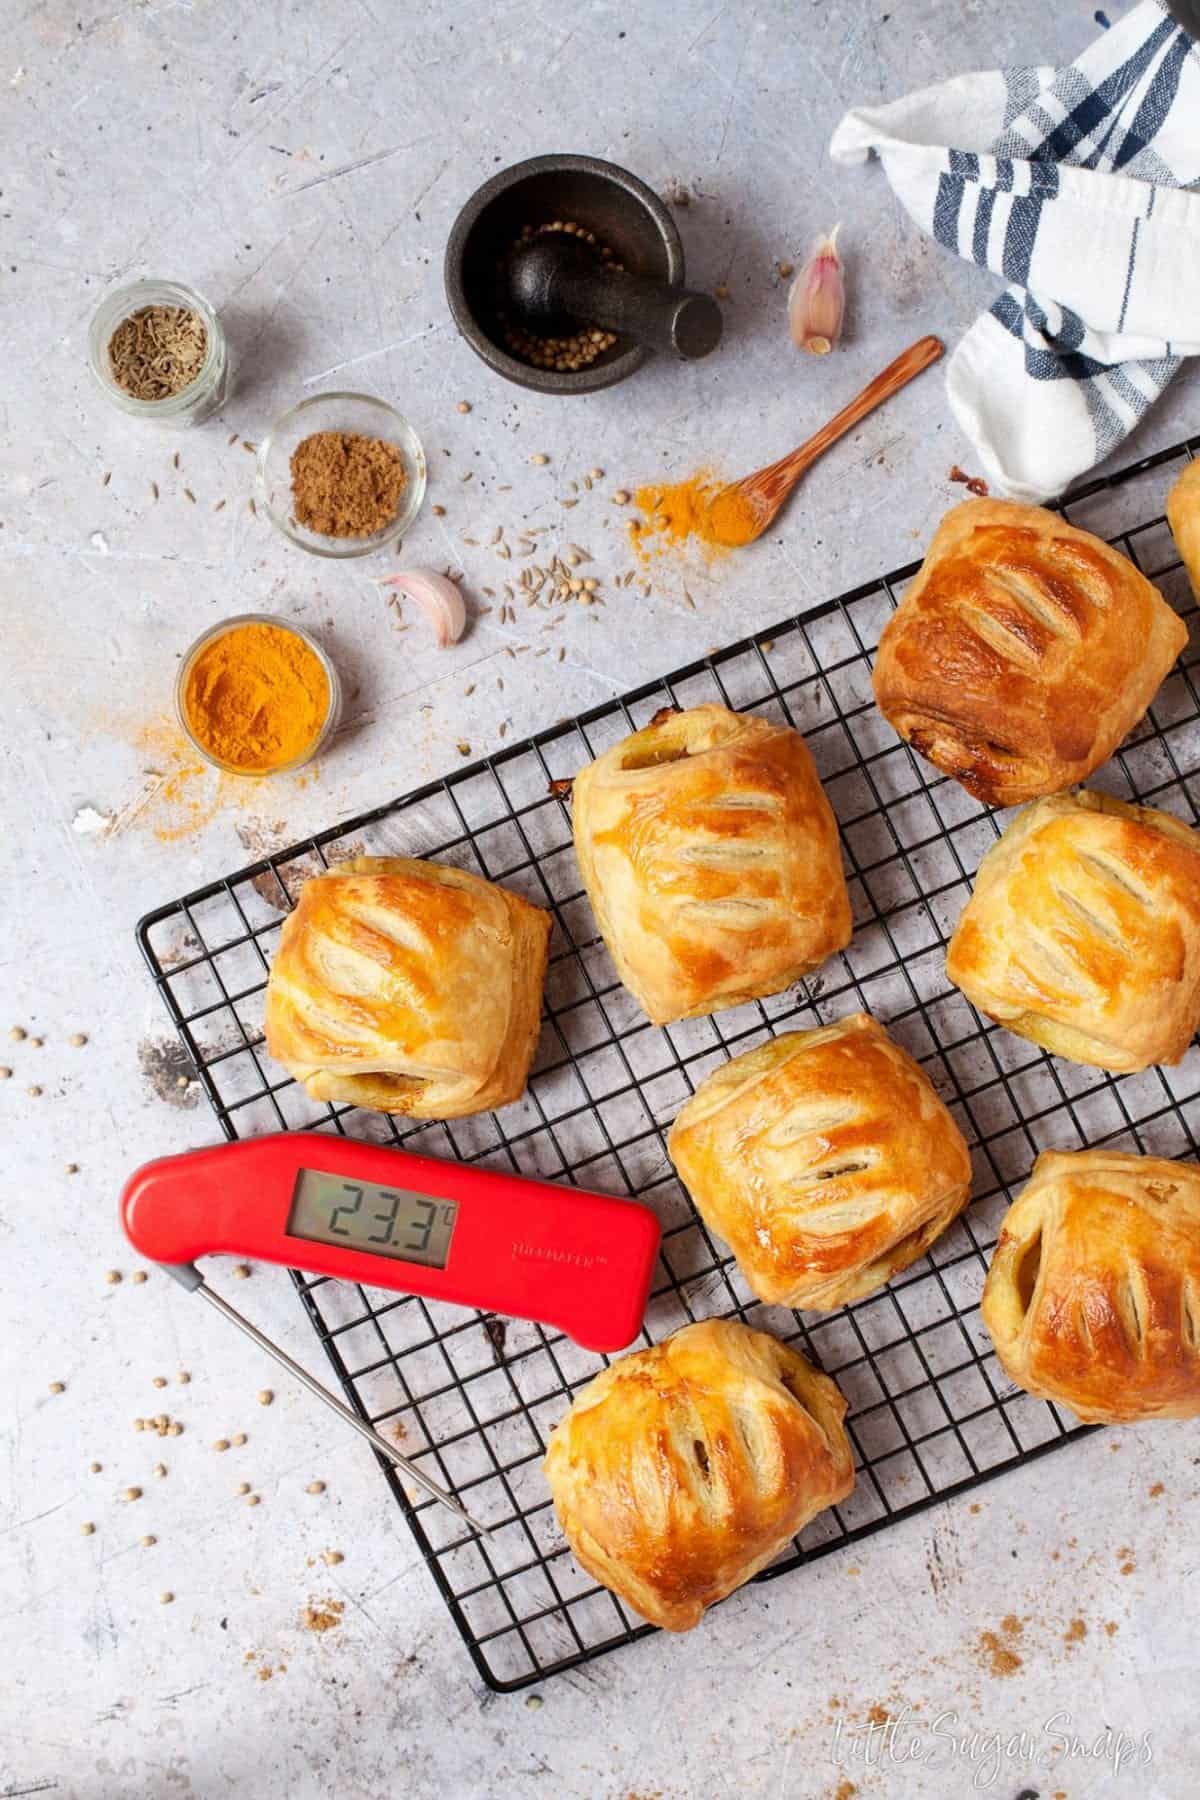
<box><xmin>88</xmin><ymin>279</ymin><xmax>229</xmax><ymax>425</ymax></box>
<box><xmin>258</xmin><ymin>392</ymin><xmax>427</xmax><ymax>559</ymax></box>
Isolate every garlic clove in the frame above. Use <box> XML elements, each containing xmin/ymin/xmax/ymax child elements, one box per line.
<box><xmin>788</xmin><ymin>225</ymin><xmax>845</xmax><ymax>356</ymax></box>
<box><xmin>377</xmin><ymin>569</ymin><xmax>467</xmax><ymax>648</ymax></box>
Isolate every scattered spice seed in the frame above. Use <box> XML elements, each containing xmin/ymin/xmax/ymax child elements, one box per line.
<box><xmin>233</xmin><ymin>1264</ymin><xmax>250</xmax><ymax>1279</ymax></box>
<box><xmin>176</xmin><ymin>1371</ymin><xmax>190</xmax><ymax>1384</ymax></box>
<box><xmin>153</xmin><ymin>1463</ymin><xmax>167</xmax><ymax>1479</ymax></box>
<box><xmin>456</xmin><ymin>400</ymin><xmax>471</xmax><ymax>414</ymax></box>
<box><xmin>306</xmin><ymin>1481</ymin><xmax>326</xmax><ymax>1495</ymax></box>
<box><xmin>241</xmin><ymin>441</ymin><xmax>257</xmax><ymax>454</ymax></box>
<box><xmin>104</xmin><ymin>1270</ymin><xmax>121</xmax><ymax>1285</ymax></box>
<box><xmin>232</xmin><ymin>1433</ymin><xmax>247</xmax><ymax>1447</ymax></box>
<box><xmin>152</xmin><ymin>1376</ymin><xmax>167</xmax><ymax>1388</ymax></box>
<box><xmin>432</xmin><ymin>504</ymin><xmax>446</xmax><ymax>517</ymax></box>
<box><xmin>0</xmin><ymin>1068</ymin><xmax>9</xmax><ymax>1080</ymax></box>
<box><xmin>530</xmin><ymin>453</ymin><xmax>549</xmax><ymax>465</ymax></box>
<box><xmin>150</xmin><ymin>481</ymin><xmax>159</xmax><ymax>501</ymax></box>
<box><xmin>589</xmin><ymin>467</ymin><xmax>604</xmax><ymax>479</ymax></box>
<box><xmin>134</xmin><ymin>1419</ymin><xmax>146</xmax><ymax>1432</ymax></box>
<box><xmin>102</xmin><ymin>471</ymin><xmax>112</xmax><ymax>487</ymax></box>
<box><xmin>29</xmin><ymin>1036</ymin><xmax>43</xmax><ymax>1048</ymax></box>
<box><xmin>777</xmin><ymin>260</ymin><xmax>794</xmax><ymax>278</ymax></box>
<box><xmin>141</xmin><ymin>1535</ymin><xmax>156</xmax><ymax>1547</ymax></box>
<box><xmin>456</xmin><ymin>741</ymin><xmax>471</xmax><ymax>757</ymax></box>
<box><xmin>322</xmin><ymin>1550</ymin><xmax>344</xmax><ymax>1566</ymax></box>
<box><xmin>213</xmin><ymin>498</ymin><xmax>226</xmax><ymax>512</ymax></box>
<box><xmin>49</xmin><ymin>1382</ymin><xmax>64</xmax><ymax>1395</ymax></box>
<box><xmin>248</xmin><ymin>497</ymin><xmax>257</xmax><ymax>516</ymax></box>
<box><xmin>715</xmin><ymin>283</ymin><xmax>730</xmax><ymax>300</ymax></box>
<box><xmin>246</xmin><ymin>1494</ymin><xmax>260</xmax><ymax>1507</ymax></box>
<box><xmin>69</xmin><ymin>1033</ymin><xmax>88</xmax><ymax>1047</ymax></box>
<box><xmin>167</xmin><ymin>1422</ymin><xmax>182</xmax><ymax>1437</ymax></box>
<box><xmin>89</xmin><ymin>1462</ymin><xmax>102</xmax><ymax>1474</ymax></box>
<box><xmin>159</xmin><ymin>1592</ymin><xmax>174</xmax><ymax>1605</ymax></box>
<box><xmin>235</xmin><ymin>1482</ymin><xmax>251</xmax><ymax>1496</ymax></box>
<box><xmin>182</xmin><ymin>489</ymin><xmax>196</xmax><ymax>504</ymax></box>
<box><xmin>10</xmin><ymin>1026</ymin><xmax>26</xmax><ymax>1040</ymax></box>
<box><xmin>131</xmin><ymin>1270</ymin><xmax>147</xmax><ymax>1284</ymax></box>
<box><xmin>213</xmin><ymin>1439</ymin><xmax>230</xmax><ymax>1453</ymax></box>
<box><xmin>228</xmin><ymin>433</ymin><xmax>239</xmax><ymax>446</ymax></box>
<box><xmin>81</xmin><ymin>1522</ymin><xmax>95</xmax><ymax>1536</ymax></box>
<box><xmin>257</xmin><ymin>1390</ymin><xmax>273</xmax><ymax>1406</ymax></box>
<box><xmin>173</xmin><ymin>452</ymin><xmax>180</xmax><ymax>469</ymax></box>
<box><xmin>125</xmin><ymin>1487</ymin><xmax>142</xmax><ymax>1502</ymax></box>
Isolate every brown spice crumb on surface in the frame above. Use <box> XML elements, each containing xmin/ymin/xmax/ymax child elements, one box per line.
<box><xmin>1064</xmin><ymin>1617</ymin><xmax>1087</xmax><ymax>1644</ymax></box>
<box><xmin>1105</xmin><ymin>1620</ymin><xmax>1120</xmax><ymax>1636</ymax></box>
<box><xmin>1148</xmin><ymin>1481</ymin><xmax>1165</xmax><ymax>1497</ymax></box>
<box><xmin>302</xmin><ymin>1598</ymin><xmax>345</xmax><ymax>1634</ymax></box>
<box><xmin>1000</xmin><ymin>1613</ymin><xmax>1024</xmax><ymax>1638</ymax></box>
<box><xmin>831</xmin><ymin>1783</ymin><xmax>858</xmax><ymax>1800</ymax></box>
<box><xmin>977</xmin><ymin>1628</ymin><xmax>1023</xmax><ymax>1678</ymax></box>
<box><xmin>290</xmin><ymin>431</ymin><xmax>406</xmax><ymax>539</ymax></box>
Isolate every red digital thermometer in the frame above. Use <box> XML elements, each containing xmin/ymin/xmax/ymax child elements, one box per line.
<box><xmin>121</xmin><ymin>1133</ymin><xmax>660</xmax><ymax>1536</ymax></box>
<box><xmin>121</xmin><ymin>1132</ymin><xmax>660</xmax><ymax>1355</ymax></box>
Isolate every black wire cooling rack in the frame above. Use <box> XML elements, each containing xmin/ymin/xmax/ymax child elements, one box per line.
<box><xmin>138</xmin><ymin>435</ymin><xmax>1200</xmax><ymax>1692</ymax></box>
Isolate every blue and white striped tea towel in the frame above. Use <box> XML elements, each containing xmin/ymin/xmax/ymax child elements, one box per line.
<box><xmin>830</xmin><ymin>0</ymin><xmax>1200</xmax><ymax>501</ymax></box>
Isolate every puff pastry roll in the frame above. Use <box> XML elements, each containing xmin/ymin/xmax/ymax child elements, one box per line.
<box><xmin>982</xmin><ymin>1149</ymin><xmax>1200</xmax><ymax>1424</ymax></box>
<box><xmin>668</xmin><ymin>1013</ymin><xmax>972</xmax><ymax>1311</ymax></box>
<box><xmin>543</xmin><ymin>1319</ymin><xmax>854</xmax><ymax>1631</ymax></box>
<box><xmin>872</xmin><ymin>499</ymin><xmax>1187</xmax><ymax>807</ymax></box>
<box><xmin>1166</xmin><ymin>458</ymin><xmax>1200</xmax><ymax>601</ymax></box>
<box><xmin>264</xmin><ymin>856</ymin><xmax>550</xmax><ymax>1118</ymax></box>
<box><xmin>946</xmin><ymin>791</ymin><xmax>1200</xmax><ymax>1072</ymax></box>
<box><xmin>571</xmin><ymin>705</ymin><xmax>851</xmax><ymax>1025</ymax></box>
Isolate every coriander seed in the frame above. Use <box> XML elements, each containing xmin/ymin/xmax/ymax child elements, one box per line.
<box><xmin>49</xmin><ymin>1381</ymin><xmax>65</xmax><ymax>1395</ymax></box>
<box><xmin>0</xmin><ymin>1068</ymin><xmax>10</xmax><ymax>1080</ymax></box>
<box><xmin>257</xmin><ymin>1390</ymin><xmax>273</xmax><ymax>1406</ymax></box>
<box><xmin>131</xmin><ymin>1270</ymin><xmax>147</xmax><ymax>1284</ymax></box>
<box><xmin>232</xmin><ymin>1263</ymin><xmax>251</xmax><ymax>1279</ymax></box>
<box><xmin>65</xmin><ymin>1162</ymin><xmax>79</xmax><ymax>1174</ymax></box>
<box><xmin>152</xmin><ymin>1376</ymin><xmax>167</xmax><ymax>1389</ymax></box>
<box><xmin>153</xmin><ymin>1463</ymin><xmax>167</xmax><ymax>1479</ymax></box>
<box><xmin>27</xmin><ymin>1086</ymin><xmax>42</xmax><ymax>1098</ymax></box>
<box><xmin>159</xmin><ymin>1591</ymin><xmax>174</xmax><ymax>1605</ymax></box>
<box><xmin>306</xmin><ymin>1481</ymin><xmax>325</xmax><ymax>1495</ymax></box>
<box><xmin>456</xmin><ymin>400</ymin><xmax>472</xmax><ymax>414</ymax></box>
<box><xmin>231</xmin><ymin>1433</ymin><xmax>247</xmax><ymax>1447</ymax></box>
<box><xmin>530</xmin><ymin>453</ymin><xmax>549</xmax><ymax>465</ymax></box>
<box><xmin>9</xmin><ymin>1026</ymin><xmax>26</xmax><ymax>1041</ymax></box>
<box><xmin>141</xmin><ymin>1535</ymin><xmax>156</xmax><ymax>1547</ymax></box>
<box><xmin>125</xmin><ymin>1487</ymin><xmax>142</xmax><ymax>1502</ymax></box>
<box><xmin>69</xmin><ymin>1033</ymin><xmax>88</xmax><ymax>1047</ymax></box>
<box><xmin>89</xmin><ymin>1461</ymin><xmax>102</xmax><ymax>1474</ymax></box>
<box><xmin>80</xmin><ymin>1522</ymin><xmax>95</xmax><ymax>1536</ymax></box>
<box><xmin>104</xmin><ymin>1271</ymin><xmax>121</xmax><ymax>1286</ymax></box>
<box><xmin>176</xmin><ymin>1371</ymin><xmax>190</xmax><ymax>1384</ymax></box>
<box><xmin>213</xmin><ymin>1439</ymin><xmax>230</xmax><ymax>1453</ymax></box>
<box><xmin>246</xmin><ymin>1494</ymin><xmax>260</xmax><ymax>1507</ymax></box>
<box><xmin>235</xmin><ymin>1483</ymin><xmax>251</xmax><ymax>1496</ymax></box>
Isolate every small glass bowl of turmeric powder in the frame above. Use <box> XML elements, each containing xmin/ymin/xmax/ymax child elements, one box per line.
<box><xmin>175</xmin><ymin>615</ymin><xmax>341</xmax><ymax>777</ymax></box>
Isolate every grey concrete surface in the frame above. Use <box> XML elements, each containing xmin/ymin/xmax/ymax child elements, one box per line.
<box><xmin>3</xmin><ymin>2</ymin><xmax>1198</xmax><ymax>1797</ymax></box>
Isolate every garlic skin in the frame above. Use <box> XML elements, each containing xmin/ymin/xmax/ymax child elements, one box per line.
<box><xmin>377</xmin><ymin>569</ymin><xmax>466</xmax><ymax>647</ymax></box>
<box><xmin>788</xmin><ymin>225</ymin><xmax>844</xmax><ymax>355</ymax></box>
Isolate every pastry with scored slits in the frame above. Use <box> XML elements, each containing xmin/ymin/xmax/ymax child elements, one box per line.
<box><xmin>981</xmin><ymin>1149</ymin><xmax>1200</xmax><ymax>1424</ymax></box>
<box><xmin>668</xmin><ymin>1012</ymin><xmax>972</xmax><ymax>1311</ymax></box>
<box><xmin>1166</xmin><ymin>457</ymin><xmax>1200</xmax><ymax>600</ymax></box>
<box><xmin>946</xmin><ymin>790</ymin><xmax>1200</xmax><ymax>1073</ymax></box>
<box><xmin>542</xmin><ymin>1318</ymin><xmax>855</xmax><ymax>1632</ymax></box>
<box><xmin>570</xmin><ymin>704</ymin><xmax>851</xmax><ymax>1025</ymax></box>
<box><xmin>872</xmin><ymin>498</ymin><xmax>1187</xmax><ymax>807</ymax></box>
<box><xmin>263</xmin><ymin>856</ymin><xmax>550</xmax><ymax>1118</ymax></box>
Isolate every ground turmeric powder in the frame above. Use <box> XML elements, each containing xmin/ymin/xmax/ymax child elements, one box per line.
<box><xmin>629</xmin><ymin>470</ymin><xmax>761</xmax><ymax>561</ymax></box>
<box><xmin>181</xmin><ymin>620</ymin><xmax>331</xmax><ymax>774</ymax></box>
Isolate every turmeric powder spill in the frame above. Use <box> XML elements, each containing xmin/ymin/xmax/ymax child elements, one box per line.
<box><xmin>181</xmin><ymin>621</ymin><xmax>332</xmax><ymax>774</ymax></box>
<box><xmin>629</xmin><ymin>471</ymin><xmax>761</xmax><ymax>561</ymax></box>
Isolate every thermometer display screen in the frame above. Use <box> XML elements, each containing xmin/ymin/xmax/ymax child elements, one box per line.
<box><xmin>286</xmin><ymin>1169</ymin><xmax>458</xmax><ymax>1269</ymax></box>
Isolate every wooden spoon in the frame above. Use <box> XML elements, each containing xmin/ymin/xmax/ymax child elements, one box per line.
<box><xmin>708</xmin><ymin>335</ymin><xmax>945</xmax><ymax>547</ymax></box>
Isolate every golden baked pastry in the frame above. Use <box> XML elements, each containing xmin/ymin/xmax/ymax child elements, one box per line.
<box><xmin>946</xmin><ymin>790</ymin><xmax>1200</xmax><ymax>1072</ymax></box>
<box><xmin>543</xmin><ymin>1318</ymin><xmax>854</xmax><ymax>1631</ymax></box>
<box><xmin>981</xmin><ymin>1149</ymin><xmax>1200</xmax><ymax>1424</ymax></box>
<box><xmin>668</xmin><ymin>1013</ymin><xmax>972</xmax><ymax>1310</ymax></box>
<box><xmin>263</xmin><ymin>855</ymin><xmax>550</xmax><ymax>1118</ymax></box>
<box><xmin>1166</xmin><ymin>458</ymin><xmax>1200</xmax><ymax>600</ymax></box>
<box><xmin>571</xmin><ymin>705</ymin><xmax>851</xmax><ymax>1025</ymax></box>
<box><xmin>872</xmin><ymin>498</ymin><xmax>1187</xmax><ymax>806</ymax></box>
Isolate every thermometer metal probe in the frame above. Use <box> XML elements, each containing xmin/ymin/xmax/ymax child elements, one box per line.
<box><xmin>164</xmin><ymin>1259</ymin><xmax>491</xmax><ymax>1535</ymax></box>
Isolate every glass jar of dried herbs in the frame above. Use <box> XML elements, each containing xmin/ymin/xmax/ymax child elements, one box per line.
<box><xmin>88</xmin><ymin>279</ymin><xmax>229</xmax><ymax>425</ymax></box>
